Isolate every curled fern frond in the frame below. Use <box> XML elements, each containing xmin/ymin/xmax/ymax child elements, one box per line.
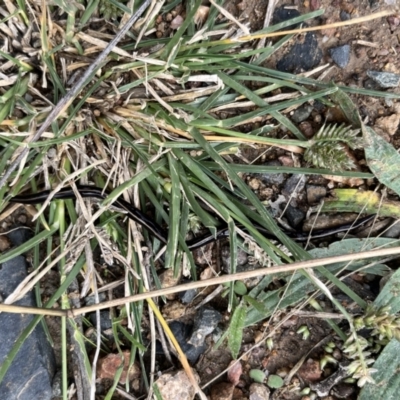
<box><xmin>304</xmin><ymin>123</ymin><xmax>363</xmax><ymax>171</ymax></box>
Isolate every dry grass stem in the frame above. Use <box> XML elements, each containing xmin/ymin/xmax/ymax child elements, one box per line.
<box><xmin>241</xmin><ymin>9</ymin><xmax>395</xmax><ymax>40</ymax></box>
<box><xmin>1</xmin><ymin>244</ymin><xmax>400</xmax><ymax>317</ymax></box>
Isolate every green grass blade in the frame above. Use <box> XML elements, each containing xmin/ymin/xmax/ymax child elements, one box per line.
<box><xmin>165</xmin><ymin>153</ymin><xmax>181</xmax><ymax>270</ymax></box>
<box><xmin>227</xmin><ymin>302</ymin><xmax>246</xmax><ymax>359</ymax></box>
<box><xmin>160</xmin><ymin>0</ymin><xmax>202</xmax><ymax>60</ymax></box>
<box><xmin>0</xmin><ymin>224</ymin><xmax>59</xmax><ymax>264</ymax></box>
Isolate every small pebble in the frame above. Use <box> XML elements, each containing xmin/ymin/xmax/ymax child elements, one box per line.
<box><xmin>291</xmin><ymin>104</ymin><xmax>313</xmax><ymax>124</ymax></box>
<box><xmin>170</xmin><ymin>15</ymin><xmax>184</xmax><ymax>30</ymax></box>
<box><xmin>157</xmin><ymin>22</ymin><xmax>165</xmax><ymax>33</ymax></box>
<box><xmin>249</xmin><ymin>383</ymin><xmax>270</xmax><ymax>400</ymax></box>
<box><xmin>299</xmin><ymin>121</ymin><xmax>314</xmax><ymax>138</ymax></box>
<box><xmin>248</xmin><ymin>177</ymin><xmax>261</xmax><ymax>190</ymax></box>
<box><xmin>0</xmin><ymin>235</ymin><xmax>11</xmax><ymax>251</ymax></box>
<box><xmin>310</xmin><ymin>0</ymin><xmax>320</xmax><ymax>11</ymax></box>
<box><xmin>340</xmin><ymin>10</ymin><xmax>351</xmax><ymax>21</ymax></box>
<box><xmin>329</xmin><ymin>45</ymin><xmax>350</xmax><ymax>68</ymax></box>
<box><xmin>155</xmin><ymin>370</ymin><xmax>199</xmax><ymax>400</ymax></box>
<box><xmin>367</xmin><ymin>70</ymin><xmax>400</xmax><ymax>88</ymax></box>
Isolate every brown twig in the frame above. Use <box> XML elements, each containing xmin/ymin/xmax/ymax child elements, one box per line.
<box><xmin>241</xmin><ymin>9</ymin><xmax>395</xmax><ymax>40</ymax></box>
<box><xmin>1</xmin><ymin>245</ymin><xmax>400</xmax><ymax>317</ymax></box>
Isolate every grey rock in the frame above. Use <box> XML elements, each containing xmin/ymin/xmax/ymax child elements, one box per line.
<box><xmin>339</xmin><ymin>10</ymin><xmax>351</xmax><ymax>21</ymax></box>
<box><xmin>282</xmin><ymin>174</ymin><xmax>307</xmax><ymax>198</ymax></box>
<box><xmin>89</xmin><ymin>310</ymin><xmax>112</xmax><ymax>332</ymax></box>
<box><xmin>277</xmin><ymin>32</ymin><xmax>322</xmax><ymax>73</ymax></box>
<box><xmin>273</xmin><ymin>6</ymin><xmax>301</xmax><ymax>27</ymax></box>
<box><xmin>329</xmin><ymin>45</ymin><xmax>350</xmax><ymax>68</ymax></box>
<box><xmin>85</xmin><ymin>294</ymin><xmax>113</xmax><ymax>333</ymax></box>
<box><xmin>7</xmin><ymin>227</ymin><xmax>32</xmax><ymax>246</ymax></box>
<box><xmin>291</xmin><ymin>104</ymin><xmax>313</xmax><ymax>123</ymax></box>
<box><xmin>221</xmin><ymin>247</ymin><xmax>249</xmax><ymax>273</ymax></box>
<box><xmin>259</xmin><ymin>161</ymin><xmax>285</xmax><ymax>186</ymax></box>
<box><xmin>367</xmin><ymin>70</ymin><xmax>400</xmax><ymax>88</ymax></box>
<box><xmin>284</xmin><ymin>204</ymin><xmax>305</xmax><ymax>228</ymax></box>
<box><xmin>84</xmin><ymin>292</ymin><xmax>106</xmax><ymax>306</ymax></box>
<box><xmin>0</xmin><ymin>256</ymin><xmax>55</xmax><ymax>400</ymax></box>
<box><xmin>51</xmin><ymin>371</ymin><xmax>62</xmax><ymax>398</ymax></box>
<box><xmin>189</xmin><ymin>308</ymin><xmax>222</xmax><ymax>347</ymax></box>
<box><xmin>179</xmin><ymin>288</ymin><xmax>198</xmax><ymax>304</ymax></box>
<box><xmin>168</xmin><ymin>321</ymin><xmax>206</xmax><ymax>363</ymax></box>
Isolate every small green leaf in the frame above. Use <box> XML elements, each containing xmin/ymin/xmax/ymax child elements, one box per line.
<box><xmin>374</xmin><ymin>268</ymin><xmax>400</xmax><ymax>313</ymax></box>
<box><xmin>227</xmin><ymin>302</ymin><xmax>246</xmax><ymax>359</ymax></box>
<box><xmin>244</xmin><ymin>295</ymin><xmax>269</xmax><ymax>314</ymax></box>
<box><xmin>267</xmin><ymin>374</ymin><xmax>284</xmax><ymax>389</ymax></box>
<box><xmin>249</xmin><ymin>369</ymin><xmax>265</xmax><ymax>383</ymax></box>
<box><xmin>322</xmin><ymin>189</ymin><xmax>400</xmax><ymax>217</ymax></box>
<box><xmin>234</xmin><ymin>281</ymin><xmax>247</xmax><ymax>296</ymax></box>
<box><xmin>331</xmin><ymin>87</ymin><xmax>362</xmax><ymax>128</ymax></box>
<box><xmin>363</xmin><ymin>125</ymin><xmax>400</xmax><ymax>197</ymax></box>
<box><xmin>359</xmin><ymin>339</ymin><xmax>400</xmax><ymax>400</ymax></box>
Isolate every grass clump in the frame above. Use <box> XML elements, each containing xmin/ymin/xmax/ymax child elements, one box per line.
<box><xmin>0</xmin><ymin>1</ymin><xmax>400</xmax><ymax>398</ymax></box>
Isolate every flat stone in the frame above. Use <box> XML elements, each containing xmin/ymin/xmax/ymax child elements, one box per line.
<box><xmin>221</xmin><ymin>247</ymin><xmax>249</xmax><ymax>273</ymax></box>
<box><xmin>283</xmin><ymin>204</ymin><xmax>305</xmax><ymax>228</ymax></box>
<box><xmin>277</xmin><ymin>32</ymin><xmax>322</xmax><ymax>73</ymax></box>
<box><xmin>168</xmin><ymin>321</ymin><xmax>206</xmax><ymax>364</ymax></box>
<box><xmin>273</xmin><ymin>6</ymin><xmax>301</xmax><ymax>28</ymax></box>
<box><xmin>179</xmin><ymin>288</ymin><xmax>198</xmax><ymax>304</ymax></box>
<box><xmin>249</xmin><ymin>383</ymin><xmax>271</xmax><ymax>400</ymax></box>
<box><xmin>189</xmin><ymin>308</ymin><xmax>222</xmax><ymax>347</ymax></box>
<box><xmin>367</xmin><ymin>70</ymin><xmax>400</xmax><ymax>88</ymax></box>
<box><xmin>291</xmin><ymin>104</ymin><xmax>313</xmax><ymax>123</ymax></box>
<box><xmin>339</xmin><ymin>10</ymin><xmax>351</xmax><ymax>21</ymax></box>
<box><xmin>258</xmin><ymin>161</ymin><xmax>285</xmax><ymax>186</ymax></box>
<box><xmin>0</xmin><ymin>256</ymin><xmax>55</xmax><ymax>400</ymax></box>
<box><xmin>282</xmin><ymin>174</ymin><xmax>307</xmax><ymax>198</ymax></box>
<box><xmin>382</xmin><ymin>220</ymin><xmax>400</xmax><ymax>238</ymax></box>
<box><xmin>7</xmin><ymin>227</ymin><xmax>32</xmax><ymax>246</ymax></box>
<box><xmin>329</xmin><ymin>45</ymin><xmax>350</xmax><ymax>68</ymax></box>
<box><xmin>89</xmin><ymin>310</ymin><xmax>112</xmax><ymax>332</ymax></box>
<box><xmin>155</xmin><ymin>369</ymin><xmax>199</xmax><ymax>400</ymax></box>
